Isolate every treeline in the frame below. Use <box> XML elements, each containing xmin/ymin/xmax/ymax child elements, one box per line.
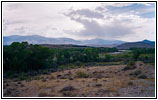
<box><xmin>130</xmin><ymin>48</ymin><xmax>155</xmax><ymax>54</ymax></box>
<box><xmin>130</xmin><ymin>47</ymin><xmax>155</xmax><ymax>62</ymax></box>
<box><xmin>3</xmin><ymin>42</ymin><xmax>155</xmax><ymax>74</ymax></box>
<box><xmin>3</xmin><ymin>42</ymin><xmax>118</xmax><ymax>73</ymax></box>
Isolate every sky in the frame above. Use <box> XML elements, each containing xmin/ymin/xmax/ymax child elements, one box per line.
<box><xmin>2</xmin><ymin>2</ymin><xmax>156</xmax><ymax>42</ymax></box>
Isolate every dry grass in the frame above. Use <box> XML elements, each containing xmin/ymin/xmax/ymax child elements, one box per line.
<box><xmin>3</xmin><ymin>62</ymin><xmax>155</xmax><ymax>97</ymax></box>
<box><xmin>105</xmin><ymin>77</ymin><xmax>129</xmax><ymax>93</ymax></box>
<box><xmin>147</xmin><ymin>78</ymin><xmax>155</xmax><ymax>82</ymax></box>
<box><xmin>50</xmin><ymin>75</ymin><xmax>56</xmax><ymax>80</ymax></box>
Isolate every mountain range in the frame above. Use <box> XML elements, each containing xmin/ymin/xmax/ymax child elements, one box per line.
<box><xmin>3</xmin><ymin>35</ymin><xmax>155</xmax><ymax>49</ymax></box>
<box><xmin>3</xmin><ymin>35</ymin><xmax>125</xmax><ymax>46</ymax></box>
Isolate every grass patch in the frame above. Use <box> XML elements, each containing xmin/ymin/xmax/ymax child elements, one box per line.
<box><xmin>75</xmin><ymin>71</ymin><xmax>89</xmax><ymax>78</ymax></box>
<box><xmin>95</xmin><ymin>61</ymin><xmax>124</xmax><ymax>65</ymax></box>
<box><xmin>59</xmin><ymin>63</ymin><xmax>83</xmax><ymax>70</ymax></box>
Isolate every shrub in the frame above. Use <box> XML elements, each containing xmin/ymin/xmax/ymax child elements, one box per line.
<box><xmin>122</xmin><ymin>61</ymin><xmax>136</xmax><ymax>71</ymax></box>
<box><xmin>134</xmin><ymin>70</ymin><xmax>142</xmax><ymax>76</ymax></box>
<box><xmin>127</xmin><ymin>61</ymin><xmax>135</xmax><ymax>66</ymax></box>
<box><xmin>122</xmin><ymin>66</ymin><xmax>136</xmax><ymax>71</ymax></box>
<box><xmin>137</xmin><ymin>74</ymin><xmax>147</xmax><ymax>79</ymax></box>
<box><xmin>129</xmin><ymin>70</ymin><xmax>142</xmax><ymax>77</ymax></box>
<box><xmin>75</xmin><ymin>61</ymin><xmax>81</xmax><ymax>66</ymax></box>
<box><xmin>18</xmin><ymin>75</ymin><xmax>28</xmax><ymax>81</ymax></box>
<box><xmin>128</xmin><ymin>81</ymin><xmax>133</xmax><ymax>85</ymax></box>
<box><xmin>75</xmin><ymin>71</ymin><xmax>89</xmax><ymax>78</ymax></box>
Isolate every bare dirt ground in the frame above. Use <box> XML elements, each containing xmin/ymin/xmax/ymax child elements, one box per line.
<box><xmin>3</xmin><ymin>61</ymin><xmax>155</xmax><ymax>97</ymax></box>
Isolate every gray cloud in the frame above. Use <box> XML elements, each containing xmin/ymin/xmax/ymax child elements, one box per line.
<box><xmin>65</xmin><ymin>9</ymin><xmax>104</xmax><ymax>19</ymax></box>
<box><xmin>64</xmin><ymin>16</ymin><xmax>133</xmax><ymax>40</ymax></box>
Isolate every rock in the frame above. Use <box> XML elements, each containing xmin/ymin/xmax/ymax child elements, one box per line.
<box><xmin>60</xmin><ymin>86</ymin><xmax>76</xmax><ymax>92</ymax></box>
<box><xmin>95</xmin><ymin>84</ymin><xmax>102</xmax><ymax>87</ymax></box>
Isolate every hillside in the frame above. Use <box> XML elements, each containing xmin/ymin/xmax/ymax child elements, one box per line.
<box><xmin>116</xmin><ymin>40</ymin><xmax>155</xmax><ymax>49</ymax></box>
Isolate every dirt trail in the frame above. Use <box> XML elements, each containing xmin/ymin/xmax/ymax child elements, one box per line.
<box><xmin>3</xmin><ymin>61</ymin><xmax>155</xmax><ymax>97</ymax></box>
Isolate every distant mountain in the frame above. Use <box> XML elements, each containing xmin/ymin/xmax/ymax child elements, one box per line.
<box><xmin>3</xmin><ymin>35</ymin><xmax>126</xmax><ymax>46</ymax></box>
<box><xmin>81</xmin><ymin>38</ymin><xmax>125</xmax><ymax>45</ymax></box>
<box><xmin>3</xmin><ymin>35</ymin><xmax>81</xmax><ymax>45</ymax></box>
<box><xmin>116</xmin><ymin>40</ymin><xmax>155</xmax><ymax>49</ymax></box>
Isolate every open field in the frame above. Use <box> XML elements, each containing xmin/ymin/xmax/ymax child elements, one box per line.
<box><xmin>3</xmin><ymin>61</ymin><xmax>155</xmax><ymax>97</ymax></box>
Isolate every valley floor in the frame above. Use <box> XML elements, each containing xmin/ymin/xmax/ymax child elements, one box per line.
<box><xmin>3</xmin><ymin>61</ymin><xmax>155</xmax><ymax>97</ymax></box>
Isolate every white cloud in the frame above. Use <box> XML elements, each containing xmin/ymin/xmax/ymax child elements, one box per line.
<box><xmin>2</xmin><ymin>2</ymin><xmax>156</xmax><ymax>42</ymax></box>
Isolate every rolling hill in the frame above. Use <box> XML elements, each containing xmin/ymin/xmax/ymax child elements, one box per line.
<box><xmin>116</xmin><ymin>40</ymin><xmax>155</xmax><ymax>49</ymax></box>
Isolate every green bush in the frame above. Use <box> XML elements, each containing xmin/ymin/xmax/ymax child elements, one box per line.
<box><xmin>127</xmin><ymin>61</ymin><xmax>135</xmax><ymax>66</ymax></box>
<box><xmin>104</xmin><ymin>54</ymin><xmax>112</xmax><ymax>62</ymax></box>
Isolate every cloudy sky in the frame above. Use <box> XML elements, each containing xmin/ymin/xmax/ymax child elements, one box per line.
<box><xmin>2</xmin><ymin>2</ymin><xmax>156</xmax><ymax>42</ymax></box>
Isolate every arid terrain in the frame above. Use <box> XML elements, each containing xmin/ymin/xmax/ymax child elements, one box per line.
<box><xmin>3</xmin><ymin>61</ymin><xmax>155</xmax><ymax>97</ymax></box>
